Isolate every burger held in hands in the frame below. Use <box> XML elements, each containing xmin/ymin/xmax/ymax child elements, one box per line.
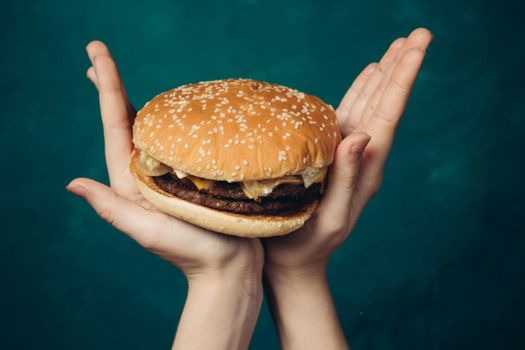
<box><xmin>130</xmin><ymin>78</ymin><xmax>340</xmax><ymax>237</ymax></box>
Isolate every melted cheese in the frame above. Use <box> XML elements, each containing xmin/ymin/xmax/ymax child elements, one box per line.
<box><xmin>241</xmin><ymin>176</ymin><xmax>303</xmax><ymax>200</ymax></box>
<box><xmin>187</xmin><ymin>175</ymin><xmax>214</xmax><ymax>190</ymax></box>
<box><xmin>241</xmin><ymin>168</ymin><xmax>326</xmax><ymax>200</ymax></box>
<box><xmin>173</xmin><ymin>170</ymin><xmax>213</xmax><ymax>190</ymax></box>
<box><xmin>172</xmin><ymin>167</ymin><xmax>327</xmax><ymax>199</ymax></box>
<box><xmin>137</xmin><ymin>151</ymin><xmax>327</xmax><ymax>196</ymax></box>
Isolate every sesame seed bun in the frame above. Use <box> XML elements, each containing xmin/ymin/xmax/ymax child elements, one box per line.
<box><xmin>132</xmin><ymin>78</ymin><xmax>340</xmax><ymax>181</ymax></box>
<box><xmin>130</xmin><ymin>78</ymin><xmax>339</xmax><ymax>237</ymax></box>
<box><xmin>130</xmin><ymin>153</ymin><xmax>319</xmax><ymax>237</ymax></box>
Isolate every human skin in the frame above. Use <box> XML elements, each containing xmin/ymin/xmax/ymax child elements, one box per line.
<box><xmin>67</xmin><ymin>27</ymin><xmax>431</xmax><ymax>349</ymax></box>
<box><xmin>262</xmin><ymin>27</ymin><xmax>433</xmax><ymax>350</ymax></box>
<box><xmin>67</xmin><ymin>42</ymin><xmax>263</xmax><ymax>350</ymax></box>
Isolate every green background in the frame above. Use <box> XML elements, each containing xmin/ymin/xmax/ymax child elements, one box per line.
<box><xmin>1</xmin><ymin>0</ymin><xmax>524</xmax><ymax>349</ymax></box>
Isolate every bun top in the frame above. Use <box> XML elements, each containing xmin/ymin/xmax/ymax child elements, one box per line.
<box><xmin>132</xmin><ymin>78</ymin><xmax>340</xmax><ymax>181</ymax></box>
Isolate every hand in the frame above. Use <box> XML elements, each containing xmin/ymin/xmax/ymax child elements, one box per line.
<box><xmin>265</xmin><ymin>27</ymin><xmax>433</xmax><ymax>277</ymax></box>
<box><xmin>263</xmin><ymin>28</ymin><xmax>433</xmax><ymax>350</ymax></box>
<box><xmin>67</xmin><ymin>41</ymin><xmax>263</xmax><ymax>350</ymax></box>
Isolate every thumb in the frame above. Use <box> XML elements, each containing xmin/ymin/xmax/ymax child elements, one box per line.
<box><xmin>315</xmin><ymin>132</ymin><xmax>371</xmax><ymax>229</ymax></box>
<box><xmin>66</xmin><ymin>177</ymin><xmax>168</xmax><ymax>250</ymax></box>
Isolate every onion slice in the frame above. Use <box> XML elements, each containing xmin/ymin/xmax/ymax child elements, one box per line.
<box><xmin>301</xmin><ymin>167</ymin><xmax>327</xmax><ymax>188</ymax></box>
<box><xmin>136</xmin><ymin>151</ymin><xmax>171</xmax><ymax>176</ymax></box>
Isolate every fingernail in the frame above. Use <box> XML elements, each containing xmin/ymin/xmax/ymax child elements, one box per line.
<box><xmin>66</xmin><ymin>183</ymin><xmax>87</xmax><ymax>198</ymax></box>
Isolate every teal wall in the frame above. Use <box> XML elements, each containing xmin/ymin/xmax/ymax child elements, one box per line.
<box><xmin>1</xmin><ymin>0</ymin><xmax>524</xmax><ymax>349</ymax></box>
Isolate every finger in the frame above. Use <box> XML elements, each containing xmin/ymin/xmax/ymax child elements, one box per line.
<box><xmin>336</xmin><ymin>62</ymin><xmax>377</xmax><ymax>136</ymax></box>
<box><xmin>346</xmin><ymin>37</ymin><xmax>405</xmax><ymax>130</ymax></box>
<box><xmin>314</xmin><ymin>132</ymin><xmax>371</xmax><ymax>233</ymax></box>
<box><xmin>86</xmin><ymin>66</ymin><xmax>98</xmax><ymax>88</ymax></box>
<box><xmin>86</xmin><ymin>40</ymin><xmax>111</xmax><ymax>65</ymax></box>
<box><xmin>364</xmin><ymin>48</ymin><xmax>426</xmax><ymax>176</ymax></box>
<box><xmin>361</xmin><ymin>28</ymin><xmax>432</xmax><ymax>127</ymax></box>
<box><xmin>86</xmin><ymin>41</ymin><xmax>136</xmax><ymax>118</ymax></box>
<box><xmin>90</xmin><ymin>52</ymin><xmax>136</xmax><ymax>192</ymax></box>
<box><xmin>66</xmin><ymin>178</ymin><xmax>170</xmax><ymax>250</ymax></box>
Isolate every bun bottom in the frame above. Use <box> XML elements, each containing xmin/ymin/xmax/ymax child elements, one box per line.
<box><xmin>132</xmin><ymin>170</ymin><xmax>318</xmax><ymax>238</ymax></box>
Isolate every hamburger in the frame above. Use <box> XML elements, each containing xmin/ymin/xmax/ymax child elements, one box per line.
<box><xmin>130</xmin><ymin>78</ymin><xmax>340</xmax><ymax>237</ymax></box>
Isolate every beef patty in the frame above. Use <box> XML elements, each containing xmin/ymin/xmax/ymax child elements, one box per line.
<box><xmin>153</xmin><ymin>174</ymin><xmax>321</xmax><ymax>215</ymax></box>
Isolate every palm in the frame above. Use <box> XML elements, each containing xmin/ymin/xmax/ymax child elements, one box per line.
<box><xmin>123</xmin><ymin>165</ymin><xmax>258</xmax><ymax>268</ymax></box>
<box><xmin>72</xmin><ymin>41</ymin><xmax>262</xmax><ymax>273</ymax></box>
<box><xmin>264</xmin><ymin>28</ymin><xmax>432</xmax><ymax>272</ymax></box>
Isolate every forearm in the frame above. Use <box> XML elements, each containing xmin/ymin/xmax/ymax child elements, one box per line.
<box><xmin>264</xmin><ymin>266</ymin><xmax>348</xmax><ymax>350</ymax></box>
<box><xmin>173</xmin><ymin>275</ymin><xmax>263</xmax><ymax>350</ymax></box>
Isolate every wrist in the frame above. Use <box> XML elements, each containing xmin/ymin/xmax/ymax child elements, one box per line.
<box><xmin>185</xmin><ymin>245</ymin><xmax>264</xmax><ymax>296</ymax></box>
<box><xmin>264</xmin><ymin>259</ymin><xmax>328</xmax><ymax>287</ymax></box>
<box><xmin>263</xmin><ymin>262</ymin><xmax>328</xmax><ymax>306</ymax></box>
<box><xmin>187</xmin><ymin>270</ymin><xmax>263</xmax><ymax>302</ymax></box>
<box><xmin>187</xmin><ymin>261</ymin><xmax>263</xmax><ymax>304</ymax></box>
<box><xmin>175</xmin><ymin>265</ymin><xmax>263</xmax><ymax>350</ymax></box>
<box><xmin>263</xmin><ymin>262</ymin><xmax>348</xmax><ymax>350</ymax></box>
